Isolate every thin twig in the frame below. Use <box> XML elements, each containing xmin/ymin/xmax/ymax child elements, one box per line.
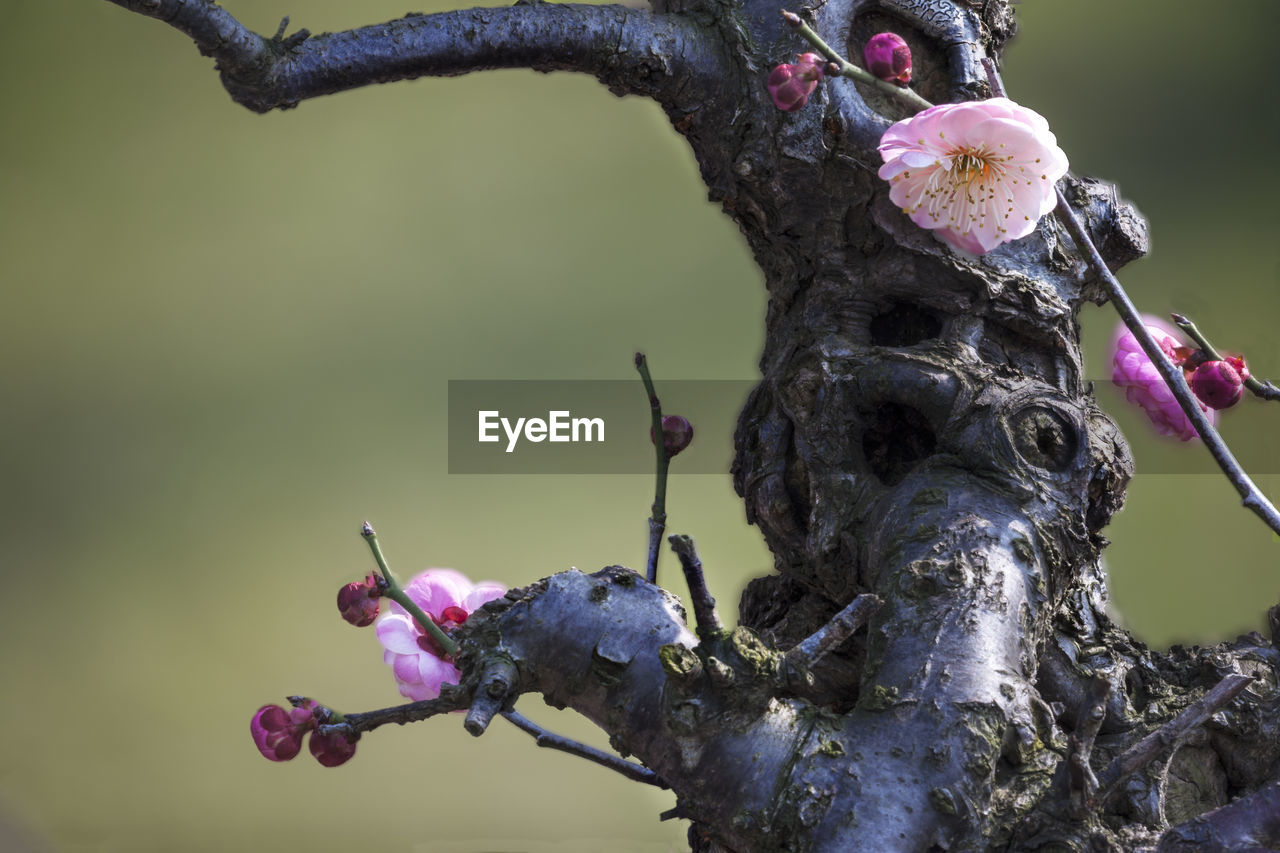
<box><xmin>981</xmin><ymin>60</ymin><xmax>1280</xmax><ymax>538</ymax></box>
<box><xmin>317</xmin><ymin>691</ymin><xmax>470</xmax><ymax>737</ymax></box>
<box><xmin>781</xmin><ymin>10</ymin><xmax>933</xmax><ymax>112</ymax></box>
<box><xmin>500</xmin><ymin>709</ymin><xmax>667</xmax><ymax>787</ymax></box>
<box><xmin>1096</xmin><ymin>673</ymin><xmax>1253</xmax><ymax>799</ymax></box>
<box><xmin>362</xmin><ymin>522</ymin><xmax>458</xmax><ymax>657</ymax></box>
<box><xmin>667</xmin><ymin>534</ymin><xmax>722</xmax><ymax>640</ymax></box>
<box><xmin>780</xmin><ymin>594</ymin><xmax>881</xmax><ymax>686</ymax></box>
<box><xmin>1172</xmin><ymin>312</ymin><xmax>1280</xmax><ymax>402</ymax></box>
<box><xmin>635</xmin><ymin>353</ymin><xmax>668</xmax><ymax>585</ymax></box>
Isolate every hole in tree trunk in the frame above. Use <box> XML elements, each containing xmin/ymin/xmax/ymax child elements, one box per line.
<box><xmin>862</xmin><ymin>403</ymin><xmax>936</xmax><ymax>485</ymax></box>
<box><xmin>849</xmin><ymin>10</ymin><xmax>952</xmax><ymax>118</ymax></box>
<box><xmin>869</xmin><ymin>302</ymin><xmax>943</xmax><ymax>347</ymax></box>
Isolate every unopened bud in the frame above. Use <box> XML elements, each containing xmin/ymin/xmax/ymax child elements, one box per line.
<box><xmin>337</xmin><ymin>574</ymin><xmax>382</xmax><ymax>627</ymax></box>
<box><xmin>1190</xmin><ymin>360</ymin><xmax>1245</xmax><ymax>410</ymax></box>
<box><xmin>309</xmin><ymin>729</ymin><xmax>359</xmax><ymax>767</ymax></box>
<box><xmin>250</xmin><ymin>703</ymin><xmax>314</xmax><ymax>762</ymax></box>
<box><xmin>767</xmin><ymin>53</ymin><xmax>826</xmax><ymax>112</ymax></box>
<box><xmin>651</xmin><ymin>414</ymin><xmax>694</xmax><ymax>458</ymax></box>
<box><xmin>863</xmin><ymin>32</ymin><xmax>912</xmax><ymax>85</ymax></box>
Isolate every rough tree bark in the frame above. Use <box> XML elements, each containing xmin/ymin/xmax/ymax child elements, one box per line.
<box><xmin>108</xmin><ymin>0</ymin><xmax>1280</xmax><ymax>849</ymax></box>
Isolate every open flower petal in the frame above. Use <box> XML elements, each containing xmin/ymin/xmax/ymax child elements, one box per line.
<box><xmin>375</xmin><ymin>568</ymin><xmax>507</xmax><ymax>702</ymax></box>
<box><xmin>877</xmin><ymin>97</ymin><xmax>1068</xmax><ymax>254</ymax></box>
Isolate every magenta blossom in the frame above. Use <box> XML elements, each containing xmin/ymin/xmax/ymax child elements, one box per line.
<box><xmin>376</xmin><ymin>569</ymin><xmax>506</xmax><ymax>701</ymax></box>
<box><xmin>877</xmin><ymin>97</ymin><xmax>1068</xmax><ymax>254</ymax></box>
<box><xmin>1112</xmin><ymin>317</ymin><xmax>1215</xmax><ymax>441</ymax></box>
<box><xmin>767</xmin><ymin>53</ymin><xmax>826</xmax><ymax>112</ymax></box>
<box><xmin>250</xmin><ymin>701</ymin><xmax>317</xmax><ymax>762</ymax></box>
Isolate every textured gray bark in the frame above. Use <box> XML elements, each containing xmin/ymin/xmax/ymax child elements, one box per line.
<box><xmin>109</xmin><ymin>0</ymin><xmax>1280</xmax><ymax>849</ymax></box>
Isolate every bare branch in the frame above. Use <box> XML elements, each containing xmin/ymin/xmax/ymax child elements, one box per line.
<box><xmin>779</xmin><ymin>593</ymin><xmax>880</xmax><ymax>688</ymax></box>
<box><xmin>668</xmin><ymin>534</ymin><xmax>722</xmax><ymax>640</ymax></box>
<box><xmin>1096</xmin><ymin>673</ymin><xmax>1254</xmax><ymax>799</ymax></box>
<box><xmin>318</xmin><ymin>688</ymin><xmax>470</xmax><ymax>738</ymax></box>
<box><xmin>500</xmin><ymin>708</ymin><xmax>667</xmax><ymax>787</ymax></box>
<box><xmin>104</xmin><ymin>0</ymin><xmax>731</xmax><ymax>114</ymax></box>
<box><xmin>1157</xmin><ymin>780</ymin><xmax>1280</xmax><ymax>852</ymax></box>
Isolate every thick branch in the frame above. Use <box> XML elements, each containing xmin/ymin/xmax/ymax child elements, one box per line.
<box><xmin>1157</xmin><ymin>780</ymin><xmax>1280</xmax><ymax>852</ymax></box>
<box><xmin>105</xmin><ymin>0</ymin><xmax>731</xmax><ymax>114</ymax></box>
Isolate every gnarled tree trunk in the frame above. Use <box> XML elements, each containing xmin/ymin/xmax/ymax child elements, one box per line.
<box><xmin>107</xmin><ymin>0</ymin><xmax>1280</xmax><ymax>848</ymax></box>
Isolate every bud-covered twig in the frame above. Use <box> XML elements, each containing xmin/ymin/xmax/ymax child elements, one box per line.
<box><xmin>1172</xmin><ymin>312</ymin><xmax>1280</xmax><ymax>402</ymax></box>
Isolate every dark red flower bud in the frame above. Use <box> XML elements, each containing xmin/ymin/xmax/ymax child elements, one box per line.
<box><xmin>309</xmin><ymin>729</ymin><xmax>359</xmax><ymax>768</ymax></box>
<box><xmin>337</xmin><ymin>574</ymin><xmax>382</xmax><ymax>627</ymax></box>
<box><xmin>1190</xmin><ymin>360</ymin><xmax>1245</xmax><ymax>410</ymax></box>
<box><xmin>864</xmin><ymin>32</ymin><xmax>912</xmax><ymax>85</ymax></box>
<box><xmin>650</xmin><ymin>414</ymin><xmax>694</xmax><ymax>458</ymax></box>
<box><xmin>767</xmin><ymin>53</ymin><xmax>826</xmax><ymax>112</ymax></box>
<box><xmin>250</xmin><ymin>703</ymin><xmax>313</xmax><ymax>762</ymax></box>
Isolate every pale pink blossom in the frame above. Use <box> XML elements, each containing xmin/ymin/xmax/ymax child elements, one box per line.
<box><xmin>376</xmin><ymin>569</ymin><xmax>506</xmax><ymax>701</ymax></box>
<box><xmin>877</xmin><ymin>98</ymin><xmax>1068</xmax><ymax>254</ymax></box>
<box><xmin>1112</xmin><ymin>317</ymin><xmax>1214</xmax><ymax>441</ymax></box>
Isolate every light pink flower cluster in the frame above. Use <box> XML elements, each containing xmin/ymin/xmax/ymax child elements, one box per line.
<box><xmin>878</xmin><ymin>98</ymin><xmax>1068</xmax><ymax>254</ymax></box>
<box><xmin>1112</xmin><ymin>318</ymin><xmax>1215</xmax><ymax>441</ymax></box>
<box><xmin>376</xmin><ymin>569</ymin><xmax>506</xmax><ymax>701</ymax></box>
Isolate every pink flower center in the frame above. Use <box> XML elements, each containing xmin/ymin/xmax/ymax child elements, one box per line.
<box><xmin>951</xmin><ymin>150</ymin><xmax>995</xmax><ymax>185</ymax></box>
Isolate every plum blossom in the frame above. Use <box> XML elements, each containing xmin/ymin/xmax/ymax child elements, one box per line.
<box><xmin>1112</xmin><ymin>317</ymin><xmax>1214</xmax><ymax>441</ymax></box>
<box><xmin>877</xmin><ymin>98</ymin><xmax>1069</xmax><ymax>254</ymax></box>
<box><xmin>376</xmin><ymin>569</ymin><xmax>506</xmax><ymax>701</ymax></box>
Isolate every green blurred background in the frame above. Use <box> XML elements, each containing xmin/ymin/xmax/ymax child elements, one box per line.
<box><xmin>1</xmin><ymin>0</ymin><xmax>1276</xmax><ymax>849</ymax></box>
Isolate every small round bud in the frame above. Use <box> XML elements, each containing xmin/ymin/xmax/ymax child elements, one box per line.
<box><xmin>651</xmin><ymin>414</ymin><xmax>694</xmax><ymax>458</ymax></box>
<box><xmin>309</xmin><ymin>729</ymin><xmax>359</xmax><ymax>767</ymax></box>
<box><xmin>864</xmin><ymin>32</ymin><xmax>912</xmax><ymax>85</ymax></box>
<box><xmin>767</xmin><ymin>53</ymin><xmax>826</xmax><ymax>112</ymax></box>
<box><xmin>1190</xmin><ymin>360</ymin><xmax>1245</xmax><ymax>410</ymax></box>
<box><xmin>337</xmin><ymin>574</ymin><xmax>382</xmax><ymax>627</ymax></box>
